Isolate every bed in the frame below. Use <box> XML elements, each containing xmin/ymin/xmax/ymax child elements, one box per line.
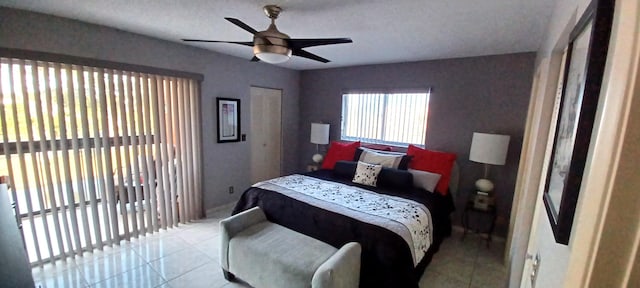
<box><xmin>232</xmin><ymin>145</ymin><xmax>457</xmax><ymax>288</ymax></box>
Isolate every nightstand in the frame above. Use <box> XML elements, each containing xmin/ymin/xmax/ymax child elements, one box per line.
<box><xmin>462</xmin><ymin>192</ymin><xmax>497</xmax><ymax>247</ymax></box>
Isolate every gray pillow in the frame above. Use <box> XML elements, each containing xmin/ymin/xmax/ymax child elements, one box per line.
<box><xmin>408</xmin><ymin>169</ymin><xmax>442</xmax><ymax>192</ymax></box>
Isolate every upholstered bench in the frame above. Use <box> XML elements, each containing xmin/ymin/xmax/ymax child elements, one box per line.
<box><xmin>220</xmin><ymin>207</ymin><xmax>361</xmax><ymax>288</ymax></box>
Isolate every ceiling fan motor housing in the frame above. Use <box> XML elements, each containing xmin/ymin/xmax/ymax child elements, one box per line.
<box><xmin>253</xmin><ymin>23</ymin><xmax>292</xmax><ymax>57</ymax></box>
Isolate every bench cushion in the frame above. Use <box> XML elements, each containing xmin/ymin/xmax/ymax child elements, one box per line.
<box><xmin>229</xmin><ymin>221</ymin><xmax>338</xmax><ymax>288</ymax></box>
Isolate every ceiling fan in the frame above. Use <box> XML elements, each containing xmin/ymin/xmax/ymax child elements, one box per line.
<box><xmin>182</xmin><ymin>4</ymin><xmax>353</xmax><ymax>64</ymax></box>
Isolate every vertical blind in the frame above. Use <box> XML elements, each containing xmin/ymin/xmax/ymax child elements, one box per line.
<box><xmin>341</xmin><ymin>91</ymin><xmax>430</xmax><ymax>146</ymax></box>
<box><xmin>0</xmin><ymin>57</ymin><xmax>202</xmax><ymax>265</ymax></box>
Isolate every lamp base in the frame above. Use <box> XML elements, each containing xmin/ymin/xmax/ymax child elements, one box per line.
<box><xmin>312</xmin><ymin>153</ymin><xmax>324</xmax><ymax>164</ymax></box>
<box><xmin>475</xmin><ymin>178</ymin><xmax>494</xmax><ymax>192</ymax></box>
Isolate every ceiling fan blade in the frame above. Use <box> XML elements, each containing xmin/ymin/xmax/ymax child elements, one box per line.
<box><xmin>250</xmin><ymin>56</ymin><xmax>260</xmax><ymax>62</ymax></box>
<box><xmin>182</xmin><ymin>39</ymin><xmax>254</xmax><ymax>47</ymax></box>
<box><xmin>225</xmin><ymin>17</ymin><xmax>259</xmax><ymax>35</ymax></box>
<box><xmin>286</xmin><ymin>38</ymin><xmax>353</xmax><ymax>50</ymax></box>
<box><xmin>224</xmin><ymin>18</ymin><xmax>272</xmax><ymax>45</ymax></box>
<box><xmin>292</xmin><ymin>49</ymin><xmax>330</xmax><ymax>63</ymax></box>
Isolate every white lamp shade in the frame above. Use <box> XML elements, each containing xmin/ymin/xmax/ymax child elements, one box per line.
<box><xmin>469</xmin><ymin>132</ymin><xmax>510</xmax><ymax>165</ymax></box>
<box><xmin>310</xmin><ymin>123</ymin><xmax>330</xmax><ymax>145</ymax></box>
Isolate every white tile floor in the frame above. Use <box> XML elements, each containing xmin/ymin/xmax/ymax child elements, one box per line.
<box><xmin>32</xmin><ymin>205</ymin><xmax>507</xmax><ymax>288</ymax></box>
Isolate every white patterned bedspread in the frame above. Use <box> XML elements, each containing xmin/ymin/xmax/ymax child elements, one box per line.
<box><xmin>252</xmin><ymin>174</ymin><xmax>433</xmax><ymax>265</ymax></box>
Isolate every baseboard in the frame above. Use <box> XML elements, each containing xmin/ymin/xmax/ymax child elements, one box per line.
<box><xmin>452</xmin><ymin>225</ymin><xmax>506</xmax><ymax>243</ymax></box>
<box><xmin>205</xmin><ymin>202</ymin><xmax>236</xmax><ymax>218</ymax></box>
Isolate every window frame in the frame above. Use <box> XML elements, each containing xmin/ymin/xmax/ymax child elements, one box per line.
<box><xmin>340</xmin><ymin>89</ymin><xmax>431</xmax><ymax>147</ymax></box>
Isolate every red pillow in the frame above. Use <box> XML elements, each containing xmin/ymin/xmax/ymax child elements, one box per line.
<box><xmin>406</xmin><ymin>145</ymin><xmax>457</xmax><ymax>195</ymax></box>
<box><xmin>321</xmin><ymin>141</ymin><xmax>361</xmax><ymax>170</ymax></box>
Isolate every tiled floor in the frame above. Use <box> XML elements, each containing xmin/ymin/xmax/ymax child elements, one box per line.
<box><xmin>32</xmin><ymin>204</ymin><xmax>507</xmax><ymax>288</ymax></box>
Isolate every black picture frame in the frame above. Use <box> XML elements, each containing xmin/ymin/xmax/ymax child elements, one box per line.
<box><xmin>216</xmin><ymin>97</ymin><xmax>241</xmax><ymax>143</ymax></box>
<box><xmin>542</xmin><ymin>0</ymin><xmax>614</xmax><ymax>245</ymax></box>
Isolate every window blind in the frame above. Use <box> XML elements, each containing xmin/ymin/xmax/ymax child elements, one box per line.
<box><xmin>0</xmin><ymin>57</ymin><xmax>203</xmax><ymax>265</ymax></box>
<box><xmin>341</xmin><ymin>91</ymin><xmax>430</xmax><ymax>147</ymax></box>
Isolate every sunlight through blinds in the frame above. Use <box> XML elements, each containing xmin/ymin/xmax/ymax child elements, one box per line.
<box><xmin>341</xmin><ymin>90</ymin><xmax>430</xmax><ymax>147</ymax></box>
<box><xmin>0</xmin><ymin>57</ymin><xmax>203</xmax><ymax>265</ymax></box>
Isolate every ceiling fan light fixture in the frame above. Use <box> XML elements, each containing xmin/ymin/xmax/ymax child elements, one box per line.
<box><xmin>254</xmin><ymin>44</ymin><xmax>292</xmax><ymax>64</ymax></box>
<box><xmin>256</xmin><ymin>52</ymin><xmax>290</xmax><ymax>64</ymax></box>
<box><xmin>183</xmin><ymin>4</ymin><xmax>352</xmax><ymax>64</ymax></box>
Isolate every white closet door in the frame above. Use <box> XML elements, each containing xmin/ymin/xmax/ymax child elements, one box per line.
<box><xmin>250</xmin><ymin>87</ymin><xmax>282</xmax><ymax>184</ymax></box>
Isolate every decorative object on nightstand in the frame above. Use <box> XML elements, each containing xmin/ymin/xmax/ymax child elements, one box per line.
<box><xmin>310</xmin><ymin>123</ymin><xmax>330</xmax><ymax>164</ymax></box>
<box><xmin>473</xmin><ymin>191</ymin><xmax>492</xmax><ymax>211</ymax></box>
<box><xmin>469</xmin><ymin>132</ymin><xmax>510</xmax><ymax>209</ymax></box>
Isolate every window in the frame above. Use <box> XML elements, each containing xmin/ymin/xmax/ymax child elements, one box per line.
<box><xmin>0</xmin><ymin>55</ymin><xmax>202</xmax><ymax>264</ymax></box>
<box><xmin>341</xmin><ymin>91</ymin><xmax>430</xmax><ymax>147</ymax></box>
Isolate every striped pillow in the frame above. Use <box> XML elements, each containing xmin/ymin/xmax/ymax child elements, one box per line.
<box><xmin>356</xmin><ymin>148</ymin><xmax>409</xmax><ymax>169</ymax></box>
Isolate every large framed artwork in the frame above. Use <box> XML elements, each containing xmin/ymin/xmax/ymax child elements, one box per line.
<box><xmin>216</xmin><ymin>98</ymin><xmax>241</xmax><ymax>143</ymax></box>
<box><xmin>542</xmin><ymin>0</ymin><xmax>614</xmax><ymax>245</ymax></box>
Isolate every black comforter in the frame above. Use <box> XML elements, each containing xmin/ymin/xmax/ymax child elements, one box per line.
<box><xmin>232</xmin><ymin>169</ymin><xmax>454</xmax><ymax>288</ymax></box>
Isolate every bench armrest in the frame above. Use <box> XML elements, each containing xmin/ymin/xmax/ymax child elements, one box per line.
<box><xmin>312</xmin><ymin>242</ymin><xmax>361</xmax><ymax>288</ymax></box>
<box><xmin>220</xmin><ymin>207</ymin><xmax>267</xmax><ymax>270</ymax></box>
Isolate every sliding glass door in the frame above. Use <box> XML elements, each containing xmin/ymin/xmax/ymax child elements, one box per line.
<box><xmin>0</xmin><ymin>56</ymin><xmax>202</xmax><ymax>265</ymax></box>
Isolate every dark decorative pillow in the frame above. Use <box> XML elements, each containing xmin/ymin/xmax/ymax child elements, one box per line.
<box><xmin>377</xmin><ymin>167</ymin><xmax>414</xmax><ymax>190</ymax></box>
<box><xmin>353</xmin><ymin>147</ymin><xmax>412</xmax><ymax>170</ymax></box>
<box><xmin>352</xmin><ymin>161</ymin><xmax>382</xmax><ymax>187</ymax></box>
<box><xmin>333</xmin><ymin>161</ymin><xmax>357</xmax><ymax>179</ymax></box>
<box><xmin>397</xmin><ymin>155</ymin><xmax>413</xmax><ymax>170</ymax></box>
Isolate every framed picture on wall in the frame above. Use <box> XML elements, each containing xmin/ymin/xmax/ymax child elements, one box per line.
<box><xmin>216</xmin><ymin>97</ymin><xmax>241</xmax><ymax>143</ymax></box>
<box><xmin>542</xmin><ymin>0</ymin><xmax>614</xmax><ymax>245</ymax></box>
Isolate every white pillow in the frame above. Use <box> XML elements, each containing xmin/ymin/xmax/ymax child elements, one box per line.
<box><xmin>408</xmin><ymin>169</ymin><xmax>442</xmax><ymax>192</ymax></box>
<box><xmin>352</xmin><ymin>161</ymin><xmax>383</xmax><ymax>187</ymax></box>
<box><xmin>358</xmin><ymin>148</ymin><xmax>404</xmax><ymax>169</ymax></box>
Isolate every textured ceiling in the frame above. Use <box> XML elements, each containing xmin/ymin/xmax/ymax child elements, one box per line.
<box><xmin>0</xmin><ymin>0</ymin><xmax>556</xmax><ymax>70</ymax></box>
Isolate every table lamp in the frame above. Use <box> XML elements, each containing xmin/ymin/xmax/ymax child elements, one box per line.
<box><xmin>469</xmin><ymin>132</ymin><xmax>510</xmax><ymax>194</ymax></box>
<box><xmin>310</xmin><ymin>123</ymin><xmax>330</xmax><ymax>164</ymax></box>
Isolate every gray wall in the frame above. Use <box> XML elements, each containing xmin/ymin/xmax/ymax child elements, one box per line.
<box><xmin>0</xmin><ymin>7</ymin><xmax>301</xmax><ymax>211</ymax></box>
<box><xmin>299</xmin><ymin>53</ymin><xmax>535</xmax><ymax>236</ymax></box>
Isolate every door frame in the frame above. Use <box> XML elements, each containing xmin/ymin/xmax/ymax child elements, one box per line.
<box><xmin>562</xmin><ymin>1</ymin><xmax>640</xmax><ymax>285</ymax></box>
<box><xmin>513</xmin><ymin>1</ymin><xmax>640</xmax><ymax>286</ymax></box>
